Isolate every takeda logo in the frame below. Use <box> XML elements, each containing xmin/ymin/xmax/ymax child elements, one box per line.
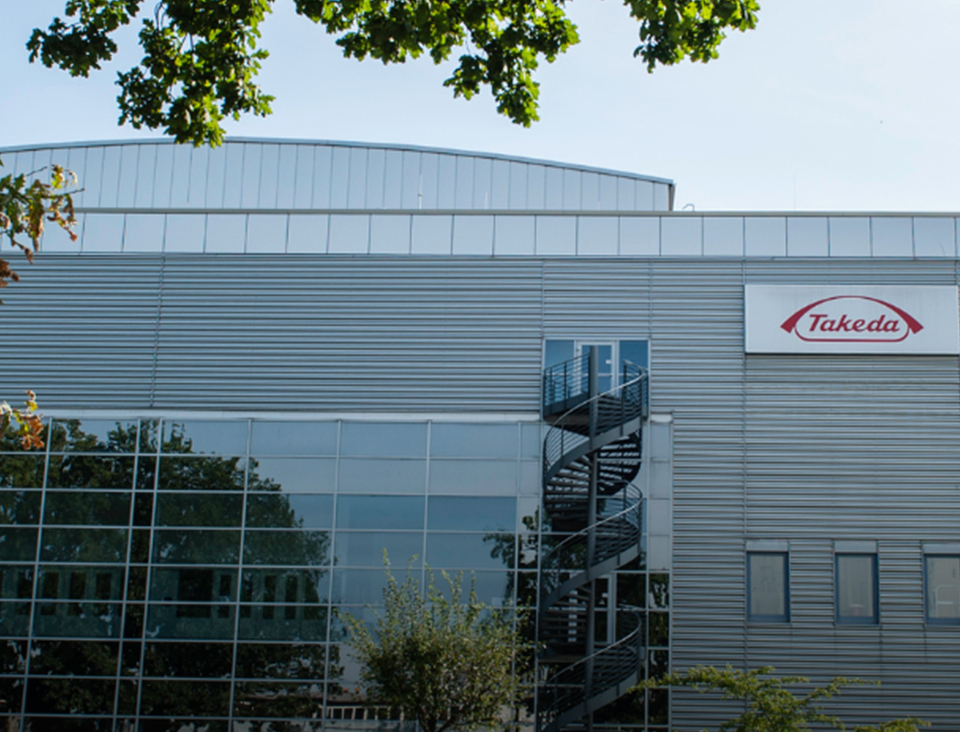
<box><xmin>779</xmin><ymin>295</ymin><xmax>924</xmax><ymax>343</ymax></box>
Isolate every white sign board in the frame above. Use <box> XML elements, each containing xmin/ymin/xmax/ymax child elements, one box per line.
<box><xmin>745</xmin><ymin>285</ymin><xmax>960</xmax><ymax>354</ymax></box>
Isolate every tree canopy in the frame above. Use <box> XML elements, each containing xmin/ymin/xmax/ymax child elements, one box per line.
<box><xmin>341</xmin><ymin>565</ymin><xmax>528</xmax><ymax>732</ymax></box>
<box><xmin>28</xmin><ymin>0</ymin><xmax>760</xmax><ymax>146</ymax></box>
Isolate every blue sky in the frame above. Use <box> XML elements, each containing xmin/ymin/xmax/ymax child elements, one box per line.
<box><xmin>4</xmin><ymin>0</ymin><xmax>959</xmax><ymax>211</ymax></box>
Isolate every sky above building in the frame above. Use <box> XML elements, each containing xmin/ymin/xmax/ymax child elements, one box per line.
<box><xmin>3</xmin><ymin>0</ymin><xmax>959</xmax><ymax>212</ymax></box>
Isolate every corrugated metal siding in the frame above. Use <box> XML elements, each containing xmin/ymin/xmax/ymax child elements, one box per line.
<box><xmin>150</xmin><ymin>257</ymin><xmax>544</xmax><ymax>411</ymax></box>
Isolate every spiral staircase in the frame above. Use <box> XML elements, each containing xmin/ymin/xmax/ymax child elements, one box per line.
<box><xmin>538</xmin><ymin>348</ymin><xmax>649</xmax><ymax>732</ymax></box>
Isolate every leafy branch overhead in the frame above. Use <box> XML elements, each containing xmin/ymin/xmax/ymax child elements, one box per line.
<box><xmin>28</xmin><ymin>0</ymin><xmax>760</xmax><ymax>145</ymax></box>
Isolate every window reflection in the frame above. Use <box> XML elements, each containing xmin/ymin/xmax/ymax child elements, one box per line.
<box><xmin>334</xmin><ymin>531</ymin><xmax>423</xmax><ymax>567</ymax></box>
<box><xmin>340</xmin><ymin>422</ymin><xmax>426</xmax><ymax>458</ymax></box>
<box><xmin>431</xmin><ymin>423</ymin><xmax>517</xmax><ymax>458</ymax></box>
<box><xmin>336</xmin><ymin>495</ymin><xmax>424</xmax><ymax>530</ymax></box>
<box><xmin>427</xmin><ymin>496</ymin><xmax>515</xmax><ymax>532</ymax></box>
<box><xmin>250</xmin><ymin>421</ymin><xmax>337</xmax><ymax>456</ymax></box>
<box><xmin>338</xmin><ymin>458</ymin><xmax>426</xmax><ymax>494</ymax></box>
<box><xmin>246</xmin><ymin>493</ymin><xmax>333</xmax><ymax>529</ymax></box>
<box><xmin>429</xmin><ymin>459</ymin><xmax>516</xmax><ymax>495</ymax></box>
<box><xmin>247</xmin><ymin>458</ymin><xmax>336</xmax><ymax>493</ymax></box>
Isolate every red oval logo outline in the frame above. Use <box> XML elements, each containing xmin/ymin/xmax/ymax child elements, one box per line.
<box><xmin>779</xmin><ymin>295</ymin><xmax>924</xmax><ymax>343</ymax></box>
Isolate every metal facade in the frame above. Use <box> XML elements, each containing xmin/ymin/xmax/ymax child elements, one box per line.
<box><xmin>2</xmin><ymin>141</ymin><xmax>960</xmax><ymax>730</ymax></box>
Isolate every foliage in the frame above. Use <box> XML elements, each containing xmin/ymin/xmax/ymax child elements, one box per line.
<box><xmin>341</xmin><ymin>563</ymin><xmax>527</xmax><ymax>732</ymax></box>
<box><xmin>0</xmin><ymin>155</ymin><xmax>78</xmax><ymax>295</ymax></box>
<box><xmin>0</xmin><ymin>390</ymin><xmax>44</xmax><ymax>450</ymax></box>
<box><xmin>636</xmin><ymin>665</ymin><xmax>927</xmax><ymax>732</ymax></box>
<box><xmin>28</xmin><ymin>0</ymin><xmax>760</xmax><ymax>144</ymax></box>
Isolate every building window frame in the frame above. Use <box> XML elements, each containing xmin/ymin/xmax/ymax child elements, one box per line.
<box><xmin>924</xmin><ymin>550</ymin><xmax>960</xmax><ymax>625</ymax></box>
<box><xmin>746</xmin><ymin>549</ymin><xmax>790</xmax><ymax>623</ymax></box>
<box><xmin>834</xmin><ymin>551</ymin><xmax>879</xmax><ymax>625</ymax></box>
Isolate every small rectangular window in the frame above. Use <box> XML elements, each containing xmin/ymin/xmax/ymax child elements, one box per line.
<box><xmin>747</xmin><ymin>552</ymin><xmax>789</xmax><ymax>622</ymax></box>
<box><xmin>836</xmin><ymin>553</ymin><xmax>878</xmax><ymax>624</ymax></box>
<box><xmin>925</xmin><ymin>555</ymin><xmax>960</xmax><ymax>623</ymax></box>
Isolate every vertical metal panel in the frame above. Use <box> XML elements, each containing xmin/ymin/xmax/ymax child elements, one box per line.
<box><xmin>454</xmin><ymin>156</ymin><xmax>474</xmax><ymax>209</ymax></box>
<box><xmin>365</xmin><ymin>148</ymin><xmax>386</xmax><ymax>209</ymax></box>
<box><xmin>293</xmin><ymin>144</ymin><xmax>314</xmax><ymax>208</ymax></box>
<box><xmin>134</xmin><ymin>144</ymin><xmax>157</xmax><ymax>208</ymax></box>
<box><xmin>580</xmin><ymin>172</ymin><xmax>599</xmax><ymax>211</ymax></box>
<box><xmin>419</xmin><ymin>153</ymin><xmax>439</xmax><ymax>210</ymax></box>
<box><xmin>276</xmin><ymin>143</ymin><xmax>298</xmax><ymax>208</ymax></box>
<box><xmin>383</xmin><ymin>150</ymin><xmax>404</xmax><ymax>208</ymax></box>
<box><xmin>204</xmin><ymin>144</ymin><xmax>227</xmax><ymax>209</ymax></box>
<box><xmin>312</xmin><ymin>145</ymin><xmax>333</xmax><ymax>209</ymax></box>
<box><xmin>100</xmin><ymin>145</ymin><xmax>122</xmax><ymax>207</ymax></box>
<box><xmin>347</xmin><ymin>146</ymin><xmax>368</xmax><ymax>208</ymax></box>
<box><xmin>330</xmin><ymin>147</ymin><xmax>350</xmax><ymax>208</ymax></box>
<box><xmin>527</xmin><ymin>165</ymin><xmax>546</xmax><ymax>210</ymax></box>
<box><xmin>240</xmin><ymin>142</ymin><xmax>263</xmax><ymax>208</ymax></box>
<box><xmin>437</xmin><ymin>155</ymin><xmax>457</xmax><ymax>209</ymax></box>
<box><xmin>400</xmin><ymin>150</ymin><xmax>420</xmax><ymax>209</ymax></box>
<box><xmin>473</xmin><ymin>157</ymin><xmax>492</xmax><ymax>209</ymax></box>
<box><xmin>117</xmin><ymin>145</ymin><xmax>138</xmax><ymax>208</ymax></box>
<box><xmin>66</xmin><ymin>145</ymin><xmax>89</xmax><ymax>208</ymax></box>
<box><xmin>259</xmin><ymin>143</ymin><xmax>280</xmax><ymax>208</ymax></box>
<box><xmin>508</xmin><ymin>162</ymin><xmax>528</xmax><ymax>210</ymax></box>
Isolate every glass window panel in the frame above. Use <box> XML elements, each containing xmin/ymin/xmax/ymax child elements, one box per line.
<box><xmin>336</xmin><ymin>495</ymin><xmax>424</xmax><ymax>530</ymax></box>
<box><xmin>44</xmin><ymin>491</ymin><xmax>131</xmax><ymax>526</ymax></box>
<box><xmin>152</xmin><ymin>529</ymin><xmax>240</xmax><ymax>564</ymax></box>
<box><xmin>369</xmin><ymin>214</ymin><xmax>411</xmax><ymax>254</ymax></box>
<box><xmin>334</xmin><ymin>531</ymin><xmax>422</xmax><ymax>568</ymax></box>
<box><xmin>234</xmin><ymin>643</ymin><xmax>328</xmax><ymax>679</ymax></box>
<box><xmin>829</xmin><ymin>217</ymin><xmax>871</xmax><ymax>257</ymax></box>
<box><xmin>162</xmin><ymin>420</ymin><xmax>248</xmax><ymax>455</ymax></box>
<box><xmin>494</xmin><ymin>216</ymin><xmax>535</xmax><ymax>255</ymax></box>
<box><xmin>328</xmin><ymin>214</ymin><xmax>369</xmax><ymax>253</ymax></box>
<box><xmin>144</xmin><ymin>641</ymin><xmax>233</xmax><ymax>678</ymax></box>
<box><xmin>520</xmin><ymin>461</ymin><xmax>539</xmax><ymax>496</ymax></box>
<box><xmin>544</xmin><ymin>339</ymin><xmax>574</xmax><ymax>369</ymax></box>
<box><xmin>247</xmin><ymin>214</ymin><xmax>287</xmax><ymax>253</ymax></box>
<box><xmin>454</xmin><ymin>157</ymin><xmax>475</xmax><ymax>209</ymax></box>
<box><xmin>836</xmin><ymin>553</ymin><xmax>877</xmax><ymax>623</ymax></box>
<box><xmin>521</xmin><ymin>424</ymin><xmax>542</xmax><ymax>460</ymax></box>
<box><xmin>0</xmin><ymin>453</ymin><xmax>45</xmax><ymax>489</ymax></box>
<box><xmin>25</xmin><ymin>678</ymin><xmax>117</xmax><ymax>713</ymax></box>
<box><xmin>46</xmin><ymin>455</ymin><xmax>136</xmax><ymax>489</ymax></box>
<box><xmin>383</xmin><ymin>149</ymin><xmax>404</xmax><ymax>208</ymax></box>
<box><xmin>744</xmin><ymin>216</ymin><xmax>786</xmax><ymax>257</ymax></box>
<box><xmin>146</xmin><ymin>603</ymin><xmax>235</xmax><ymax>640</ymax></box>
<box><xmin>246</xmin><ymin>494</ymin><xmax>333</xmax><ymax>530</ymax></box>
<box><xmin>0</xmin><ymin>638</ymin><xmax>27</xmax><ymax>673</ymax></box>
<box><xmin>786</xmin><ymin>216</ymin><xmax>829</xmax><ymax>256</ymax></box>
<box><xmin>429</xmin><ymin>459</ymin><xmax>516</xmax><ymax>495</ymax></box>
<box><xmin>50</xmin><ymin>418</ymin><xmax>139</xmax><ymax>452</ymax></box>
<box><xmin>312</xmin><ymin>146</ymin><xmax>333</xmax><ymax>209</ymax></box>
<box><xmin>536</xmin><ymin>216</ymin><xmax>575</xmax><ymax>255</ymax></box>
<box><xmin>33</xmin><ymin>604</ymin><xmax>122</xmax><ymax>638</ymax></box>
<box><xmin>926</xmin><ymin>555</ymin><xmax>960</xmax><ymax>622</ymax></box>
<box><xmin>40</xmin><ymin>528</ymin><xmax>127</xmax><ymax>562</ymax></box>
<box><xmin>247</xmin><ymin>457</ymin><xmax>334</xmax><ymax>494</ymax></box>
<box><xmin>0</xmin><ymin>528</ymin><xmax>38</xmax><ymax>561</ymax></box>
<box><xmin>204</xmin><ymin>214</ymin><xmax>246</xmax><ymax>253</ymax></box>
<box><xmin>914</xmin><ymin>217</ymin><xmax>956</xmax><ymax>257</ymax></box>
<box><xmin>578</xmin><ymin>217</ymin><xmax>618</xmax><ymax>255</ymax></box>
<box><xmin>123</xmin><ymin>213</ymin><xmax>164</xmax><ymax>252</ymax></box>
<box><xmin>237</xmin><ymin>605</ymin><xmax>328</xmax><ymax>641</ymax></box>
<box><xmin>0</xmin><ymin>491</ymin><xmax>40</xmax><ymax>525</ymax></box>
<box><xmin>660</xmin><ymin>217</ymin><xmax>701</xmax><ymax>256</ymax></box>
<box><xmin>243</xmin><ymin>530</ymin><xmax>330</xmax><ymax>566</ymax></box>
<box><xmin>150</xmin><ymin>568</ymin><xmax>237</xmax><ymax>603</ymax></box>
<box><xmin>241</xmin><ymin>568</ymin><xmax>328</xmax><ymax>604</ymax></box>
<box><xmin>411</xmin><ymin>215</ymin><xmax>452</xmax><ymax>254</ymax></box>
<box><xmin>427</xmin><ymin>496</ymin><xmax>515</xmax><ymax>532</ymax></box>
<box><xmin>332</xmin><ymin>567</ymin><xmax>418</xmax><ymax>605</ymax></box>
<box><xmin>287</xmin><ymin>214</ymin><xmax>328</xmax><ymax>253</ymax></box>
<box><xmin>426</xmin><ymin>534</ymin><xmax>513</xmax><ymax>570</ymax></box>
<box><xmin>30</xmin><ymin>640</ymin><xmax>119</xmax><ymax>676</ymax></box>
<box><xmin>139</xmin><ymin>680</ymin><xmax>230</xmax><ymax>716</ymax></box>
<box><xmin>158</xmin><ymin>456</ymin><xmax>247</xmax><ymax>492</ymax></box>
<box><xmin>133</xmin><ymin>145</ymin><xmax>156</xmax><ymax>207</ymax></box>
<box><xmin>41</xmin><ymin>212</ymin><xmax>83</xmax><ymax>252</ymax></box>
<box><xmin>747</xmin><ymin>552</ymin><xmax>788</xmax><ymax>621</ymax></box>
<box><xmin>870</xmin><ymin>217</ymin><xmax>912</xmax><ymax>257</ymax></box>
<box><xmin>233</xmin><ymin>681</ymin><xmax>325</xmax><ymax>718</ymax></box>
<box><xmin>338</xmin><ymin>458</ymin><xmax>426</xmax><ymax>494</ymax></box>
<box><xmin>434</xmin><ymin>570</ymin><xmax>512</xmax><ymax>607</ymax></box>
<box><xmin>81</xmin><ymin>213</ymin><xmax>124</xmax><ymax>252</ymax></box>
<box><xmin>251</xmin><ymin>421</ymin><xmax>337</xmax><ymax>456</ymax></box>
<box><xmin>452</xmin><ymin>215</ymin><xmax>494</xmax><ymax>254</ymax></box>
<box><xmin>340</xmin><ymin>422</ymin><xmax>426</xmax><ymax>458</ymax></box>
<box><xmin>703</xmin><ymin>216</ymin><xmax>743</xmax><ymax>256</ymax></box>
<box><xmin>163</xmin><ymin>214</ymin><xmax>205</xmax><ymax>254</ymax></box>
<box><xmin>156</xmin><ymin>493</ymin><xmax>242</xmax><ymax>527</ymax></box>
<box><xmin>431</xmin><ymin>423</ymin><xmax>518</xmax><ymax>458</ymax></box>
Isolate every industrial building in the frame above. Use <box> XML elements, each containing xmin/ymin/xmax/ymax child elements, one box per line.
<box><xmin>1</xmin><ymin>138</ymin><xmax>959</xmax><ymax>731</ymax></box>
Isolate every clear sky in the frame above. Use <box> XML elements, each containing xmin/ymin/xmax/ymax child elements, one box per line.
<box><xmin>3</xmin><ymin>0</ymin><xmax>959</xmax><ymax>212</ymax></box>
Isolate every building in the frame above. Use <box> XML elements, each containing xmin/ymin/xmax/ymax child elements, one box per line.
<box><xmin>1</xmin><ymin>138</ymin><xmax>959</xmax><ymax>731</ymax></box>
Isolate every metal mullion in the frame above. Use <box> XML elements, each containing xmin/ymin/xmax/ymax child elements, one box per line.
<box><xmin>227</xmin><ymin>418</ymin><xmax>253</xmax><ymax>728</ymax></box>
<box><xmin>19</xmin><ymin>415</ymin><xmax>52</xmax><ymax>728</ymax></box>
